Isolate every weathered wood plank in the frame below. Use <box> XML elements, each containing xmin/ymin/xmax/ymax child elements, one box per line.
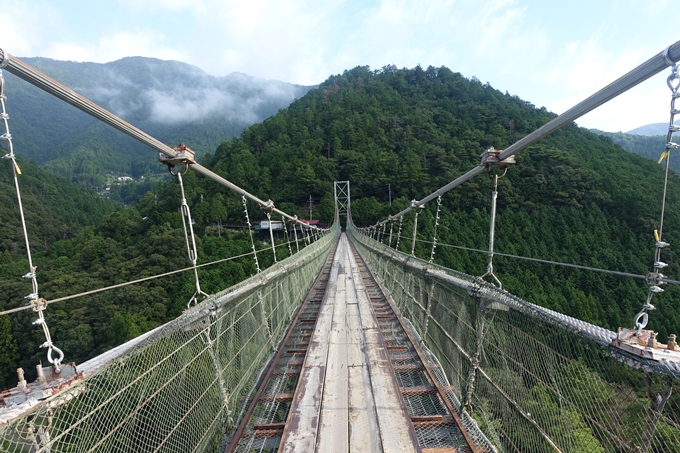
<box><xmin>316</xmin><ymin>262</ymin><xmax>349</xmax><ymax>451</ymax></box>
<box><xmin>348</xmin><ymin>249</ymin><xmax>421</xmax><ymax>453</ymax></box>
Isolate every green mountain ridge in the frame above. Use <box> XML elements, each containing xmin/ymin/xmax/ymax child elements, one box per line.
<box><xmin>2</xmin><ymin>64</ymin><xmax>680</xmax><ymax>394</ymax></box>
<box><xmin>589</xmin><ymin>129</ymin><xmax>678</xmax><ymax>172</ymax></box>
<box><xmin>3</xmin><ymin>56</ymin><xmax>313</xmax><ymax>185</ymax></box>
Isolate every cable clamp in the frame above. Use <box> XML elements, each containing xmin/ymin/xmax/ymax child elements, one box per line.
<box><xmin>663</xmin><ymin>45</ymin><xmax>676</xmax><ymax>67</ymax></box>
<box><xmin>22</xmin><ymin>272</ymin><xmax>35</xmax><ymax>279</ymax></box>
<box><xmin>650</xmin><ymin>285</ymin><xmax>665</xmax><ymax>293</ymax></box>
<box><xmin>159</xmin><ymin>143</ymin><xmax>195</xmax><ymax>174</ymax></box>
<box><xmin>656</xmin><ymin>240</ymin><xmax>670</xmax><ymax>248</ymax></box>
<box><xmin>32</xmin><ymin>318</ymin><xmax>45</xmax><ymax>326</ymax></box>
<box><xmin>2</xmin><ymin>153</ymin><xmax>13</xmax><ymax>159</ymax></box>
<box><xmin>480</xmin><ymin>146</ymin><xmax>516</xmax><ymax>168</ymax></box>
<box><xmin>666</xmin><ymin>142</ymin><xmax>680</xmax><ymax>150</ymax></box>
<box><xmin>0</xmin><ymin>112</ymin><xmax>8</xmax><ymax>119</ymax></box>
<box><xmin>0</xmin><ymin>50</ymin><xmax>9</xmax><ymax>69</ymax></box>
<box><xmin>40</xmin><ymin>341</ymin><xmax>53</xmax><ymax>349</ymax></box>
<box><xmin>645</xmin><ymin>272</ymin><xmax>667</xmax><ymax>285</ymax></box>
<box><xmin>0</xmin><ymin>132</ymin><xmax>11</xmax><ymax>141</ymax></box>
<box><xmin>25</xmin><ymin>293</ymin><xmax>38</xmax><ymax>300</ymax></box>
<box><xmin>654</xmin><ymin>261</ymin><xmax>668</xmax><ymax>269</ymax></box>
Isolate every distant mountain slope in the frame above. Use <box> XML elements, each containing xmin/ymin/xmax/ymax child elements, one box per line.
<box><xmin>2</xmin><ymin>57</ymin><xmax>312</xmax><ymax>185</ymax></box>
<box><xmin>626</xmin><ymin>122</ymin><xmax>668</xmax><ymax>135</ymax></box>
<box><xmin>0</xmin><ymin>153</ymin><xmax>113</xmax><ymax>254</ymax></box>
<box><xmin>204</xmin><ymin>65</ymin><xmax>680</xmax><ymax>341</ymax></box>
<box><xmin>590</xmin><ymin>129</ymin><xmax>675</xmax><ymax>172</ymax></box>
<box><xmin>4</xmin><ymin>64</ymin><xmax>680</xmax><ymax>391</ymax></box>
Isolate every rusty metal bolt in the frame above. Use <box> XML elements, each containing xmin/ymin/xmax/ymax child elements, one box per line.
<box><xmin>17</xmin><ymin>368</ymin><xmax>26</xmax><ymax>389</ymax></box>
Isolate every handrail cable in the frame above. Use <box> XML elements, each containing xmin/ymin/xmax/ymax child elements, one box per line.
<box><xmin>404</xmin><ymin>236</ymin><xmax>676</xmax><ymax>282</ymax></box>
<box><xmin>0</xmin><ymin>239</ymin><xmax>300</xmax><ymax>317</ymax></box>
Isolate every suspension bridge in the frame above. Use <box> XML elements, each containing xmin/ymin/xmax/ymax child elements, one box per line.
<box><xmin>0</xmin><ymin>41</ymin><xmax>680</xmax><ymax>453</ymax></box>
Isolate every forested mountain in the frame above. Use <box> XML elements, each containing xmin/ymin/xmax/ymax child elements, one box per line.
<box><xmin>2</xmin><ymin>64</ymin><xmax>680</xmax><ymax>392</ymax></box>
<box><xmin>0</xmin><ymin>154</ymin><xmax>113</xmax><ymax>253</ymax></box>
<box><xmin>627</xmin><ymin>122</ymin><xmax>668</xmax><ymax>136</ymax></box>
<box><xmin>591</xmin><ymin>129</ymin><xmax>675</xmax><ymax>171</ymax></box>
<box><xmin>2</xmin><ymin>57</ymin><xmax>312</xmax><ymax>185</ymax></box>
<box><xmin>205</xmin><ymin>65</ymin><xmax>680</xmax><ymax>344</ymax></box>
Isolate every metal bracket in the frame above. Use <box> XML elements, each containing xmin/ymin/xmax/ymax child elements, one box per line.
<box><xmin>480</xmin><ymin>146</ymin><xmax>516</xmax><ymax>169</ymax></box>
<box><xmin>159</xmin><ymin>143</ymin><xmax>196</xmax><ymax>175</ymax></box>
<box><xmin>0</xmin><ymin>49</ymin><xmax>9</xmax><ymax>69</ymax></box>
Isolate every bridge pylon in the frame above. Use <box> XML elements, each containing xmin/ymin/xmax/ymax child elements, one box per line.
<box><xmin>333</xmin><ymin>180</ymin><xmax>350</xmax><ymax>221</ymax></box>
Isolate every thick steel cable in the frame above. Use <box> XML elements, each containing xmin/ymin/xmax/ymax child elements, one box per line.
<box><xmin>0</xmin><ymin>49</ymin><xmax>322</xmax><ymax>232</ymax></box>
<box><xmin>0</xmin><ymin>240</ymin><xmax>300</xmax><ymax>316</ymax></box>
<box><xmin>377</xmin><ymin>40</ymin><xmax>680</xmax><ymax>226</ymax></box>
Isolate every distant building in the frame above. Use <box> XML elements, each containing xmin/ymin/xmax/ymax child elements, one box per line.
<box><xmin>294</xmin><ymin>219</ymin><xmax>320</xmax><ymax>232</ymax></box>
<box><xmin>255</xmin><ymin>220</ymin><xmax>285</xmax><ymax>231</ymax></box>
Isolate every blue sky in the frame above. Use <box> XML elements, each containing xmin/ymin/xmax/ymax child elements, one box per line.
<box><xmin>0</xmin><ymin>0</ymin><xmax>676</xmax><ymax>132</ymax></box>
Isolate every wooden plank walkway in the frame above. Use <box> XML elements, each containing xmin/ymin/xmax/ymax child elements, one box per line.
<box><xmin>279</xmin><ymin>234</ymin><xmax>420</xmax><ymax>453</ymax></box>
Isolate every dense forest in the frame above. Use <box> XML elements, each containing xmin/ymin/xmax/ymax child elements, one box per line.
<box><xmin>1</xmin><ymin>64</ymin><xmax>680</xmax><ymax>393</ymax></box>
<box><xmin>203</xmin><ymin>64</ymin><xmax>680</xmax><ymax>345</ymax></box>
<box><xmin>591</xmin><ymin>129</ymin><xmax>673</xmax><ymax>172</ymax></box>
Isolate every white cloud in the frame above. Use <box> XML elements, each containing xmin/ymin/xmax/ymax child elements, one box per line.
<box><xmin>1</xmin><ymin>0</ymin><xmax>676</xmax><ymax>131</ymax></box>
<box><xmin>0</xmin><ymin>1</ymin><xmax>61</xmax><ymax>57</ymax></box>
<box><xmin>120</xmin><ymin>0</ymin><xmax>208</xmax><ymax>14</ymax></box>
<box><xmin>42</xmin><ymin>30</ymin><xmax>184</xmax><ymax>63</ymax></box>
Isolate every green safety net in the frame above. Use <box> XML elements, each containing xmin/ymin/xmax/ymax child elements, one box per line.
<box><xmin>350</xmin><ymin>226</ymin><xmax>680</xmax><ymax>453</ymax></box>
<box><xmin>0</xmin><ymin>225</ymin><xmax>339</xmax><ymax>453</ymax></box>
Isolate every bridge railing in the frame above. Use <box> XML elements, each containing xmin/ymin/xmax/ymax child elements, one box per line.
<box><xmin>349</xmin><ymin>226</ymin><xmax>680</xmax><ymax>453</ymax></box>
<box><xmin>0</xmin><ymin>224</ymin><xmax>339</xmax><ymax>453</ymax></box>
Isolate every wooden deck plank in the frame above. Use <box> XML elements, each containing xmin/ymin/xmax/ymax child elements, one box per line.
<box><xmin>316</xmin><ymin>257</ymin><xmax>349</xmax><ymax>452</ymax></box>
<box><xmin>348</xmin><ymin>248</ymin><xmax>421</xmax><ymax>453</ymax></box>
<box><xmin>279</xmin><ymin>243</ymin><xmax>341</xmax><ymax>453</ymax></box>
<box><xmin>349</xmin><ymin>364</ymin><xmax>383</xmax><ymax>452</ymax></box>
<box><xmin>281</xmin><ymin>234</ymin><xmax>421</xmax><ymax>453</ymax></box>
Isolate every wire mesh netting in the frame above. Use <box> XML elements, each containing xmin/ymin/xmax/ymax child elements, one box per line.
<box><xmin>0</xmin><ymin>226</ymin><xmax>339</xmax><ymax>453</ymax></box>
<box><xmin>350</xmin><ymin>227</ymin><xmax>680</xmax><ymax>453</ymax></box>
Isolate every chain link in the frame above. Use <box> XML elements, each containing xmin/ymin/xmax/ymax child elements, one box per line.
<box><xmin>242</xmin><ymin>195</ymin><xmax>261</xmax><ymax>274</ymax></box>
<box><xmin>1</xmin><ymin>70</ymin><xmax>64</xmax><ymax>370</ymax></box>
<box><xmin>282</xmin><ymin>216</ymin><xmax>293</xmax><ymax>257</ymax></box>
<box><xmin>429</xmin><ymin>196</ymin><xmax>442</xmax><ymax>263</ymax></box>
<box><xmin>635</xmin><ymin>57</ymin><xmax>680</xmax><ymax>335</ymax></box>
<box><xmin>395</xmin><ymin>216</ymin><xmax>404</xmax><ymax>251</ymax></box>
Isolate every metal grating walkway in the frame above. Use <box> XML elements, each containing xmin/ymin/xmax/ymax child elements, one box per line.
<box><xmin>228</xmin><ymin>233</ymin><xmax>481</xmax><ymax>452</ymax></box>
